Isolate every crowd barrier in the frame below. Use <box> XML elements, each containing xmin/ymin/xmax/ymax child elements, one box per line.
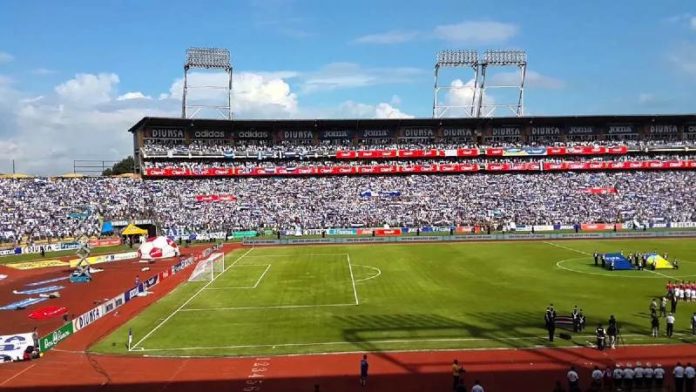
<box><xmin>37</xmin><ymin>245</ymin><xmax>219</xmax><ymax>354</ymax></box>
<box><xmin>242</xmin><ymin>230</ymin><xmax>696</xmax><ymax>246</ymax></box>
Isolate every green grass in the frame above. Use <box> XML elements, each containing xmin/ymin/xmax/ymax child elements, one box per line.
<box><xmin>0</xmin><ymin>244</ymin><xmax>133</xmax><ymax>264</ymax></box>
<box><xmin>91</xmin><ymin>239</ymin><xmax>696</xmax><ymax>357</ymax></box>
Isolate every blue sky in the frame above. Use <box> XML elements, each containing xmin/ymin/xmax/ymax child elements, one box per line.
<box><xmin>0</xmin><ymin>0</ymin><xmax>695</xmax><ymax>174</ymax></box>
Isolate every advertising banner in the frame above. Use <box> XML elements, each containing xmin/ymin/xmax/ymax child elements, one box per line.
<box><xmin>88</xmin><ymin>238</ymin><xmax>121</xmax><ymax>247</ymax></box>
<box><xmin>68</xmin><ymin>252</ymin><xmax>138</xmax><ymax>268</ymax></box>
<box><xmin>5</xmin><ymin>260</ymin><xmax>69</xmax><ymax>270</ymax></box>
<box><xmin>1</xmin><ymin>332</ymin><xmax>35</xmax><ymax>360</ymax></box>
<box><xmin>374</xmin><ymin>228</ymin><xmax>402</xmax><ymax>237</ymax></box>
<box><xmin>327</xmin><ymin>228</ymin><xmax>357</xmax><ymax>235</ymax></box>
<box><xmin>581</xmin><ymin>223</ymin><xmax>620</xmax><ymax>231</ymax></box>
<box><xmin>72</xmin><ymin>306</ymin><xmax>104</xmax><ymax>332</ymax></box>
<box><xmin>39</xmin><ymin>323</ymin><xmax>74</xmax><ymax>352</ymax></box>
<box><xmin>232</xmin><ymin>231</ymin><xmax>257</xmax><ymax>238</ymax></box>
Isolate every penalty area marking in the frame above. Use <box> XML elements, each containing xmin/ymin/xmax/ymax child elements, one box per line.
<box><xmin>204</xmin><ymin>264</ymin><xmax>271</xmax><ymax>289</ymax></box>
<box><xmin>556</xmin><ymin>257</ymin><xmax>696</xmax><ymax>279</ymax></box>
<box><xmin>129</xmin><ymin>247</ymin><xmax>255</xmax><ymax>350</ymax></box>
<box><xmin>353</xmin><ymin>264</ymin><xmax>382</xmax><ymax>283</ymax></box>
<box><xmin>179</xmin><ymin>302</ymin><xmax>357</xmax><ymax>312</ymax></box>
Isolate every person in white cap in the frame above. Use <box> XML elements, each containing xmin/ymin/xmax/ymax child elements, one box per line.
<box><xmin>613</xmin><ymin>364</ymin><xmax>624</xmax><ymax>391</ymax></box>
<box><xmin>623</xmin><ymin>363</ymin><xmax>634</xmax><ymax>391</ymax></box>
<box><xmin>644</xmin><ymin>362</ymin><xmax>654</xmax><ymax>390</ymax></box>
<box><xmin>634</xmin><ymin>362</ymin><xmax>644</xmax><ymax>389</ymax></box>
<box><xmin>654</xmin><ymin>363</ymin><xmax>665</xmax><ymax>389</ymax></box>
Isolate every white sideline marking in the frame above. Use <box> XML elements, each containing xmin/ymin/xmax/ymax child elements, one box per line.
<box><xmin>346</xmin><ymin>254</ymin><xmax>359</xmax><ymax>305</ymax></box>
<box><xmin>130</xmin><ymin>247</ymin><xmax>255</xmax><ymax>350</ymax></box>
<box><xmin>645</xmin><ymin>269</ymin><xmax>673</xmax><ymax>279</ymax></box>
<box><xmin>243</xmin><ymin>253</ymin><xmax>349</xmax><ymax>258</ymax></box>
<box><xmin>353</xmin><ymin>264</ymin><xmax>382</xmax><ymax>283</ymax></box>
<box><xmin>544</xmin><ymin>242</ymin><xmax>591</xmax><ymax>256</ymax></box>
<box><xmin>134</xmin><ymin>333</ymin><xmax>661</xmax><ymax>353</ymax></box>
<box><xmin>179</xmin><ymin>302</ymin><xmax>357</xmax><ymax>312</ymax></box>
<box><xmin>205</xmin><ymin>264</ymin><xmax>271</xmax><ymax>289</ymax></box>
<box><xmin>0</xmin><ymin>364</ymin><xmax>36</xmax><ymax>386</ymax></box>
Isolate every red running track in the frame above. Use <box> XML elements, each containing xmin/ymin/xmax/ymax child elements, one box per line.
<box><xmin>0</xmin><ymin>244</ymin><xmax>693</xmax><ymax>391</ymax></box>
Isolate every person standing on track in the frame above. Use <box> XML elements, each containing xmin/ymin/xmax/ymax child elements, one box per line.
<box><xmin>471</xmin><ymin>380</ymin><xmax>484</xmax><ymax>392</ymax></box>
<box><xmin>359</xmin><ymin>354</ymin><xmax>368</xmax><ymax>387</ymax></box>
<box><xmin>685</xmin><ymin>363</ymin><xmax>695</xmax><ymax>392</ymax></box>
<box><xmin>674</xmin><ymin>362</ymin><xmax>685</xmax><ymax>392</ymax></box>
<box><xmin>654</xmin><ymin>364</ymin><xmax>665</xmax><ymax>389</ymax></box>
<box><xmin>452</xmin><ymin>359</ymin><xmax>464</xmax><ymax>391</ymax></box>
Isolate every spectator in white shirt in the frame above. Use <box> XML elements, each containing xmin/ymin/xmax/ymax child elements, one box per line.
<box><xmin>566</xmin><ymin>366</ymin><xmax>580</xmax><ymax>392</ymax></box>
<box><xmin>623</xmin><ymin>363</ymin><xmax>634</xmax><ymax>391</ymax></box>
<box><xmin>634</xmin><ymin>362</ymin><xmax>644</xmax><ymax>389</ymax></box>
<box><xmin>686</xmin><ymin>362</ymin><xmax>695</xmax><ymax>392</ymax></box>
<box><xmin>613</xmin><ymin>364</ymin><xmax>624</xmax><ymax>391</ymax></box>
<box><xmin>471</xmin><ymin>380</ymin><xmax>484</xmax><ymax>392</ymax></box>
<box><xmin>644</xmin><ymin>362</ymin><xmax>654</xmax><ymax>390</ymax></box>
<box><xmin>674</xmin><ymin>362</ymin><xmax>686</xmax><ymax>392</ymax></box>
<box><xmin>655</xmin><ymin>363</ymin><xmax>665</xmax><ymax>389</ymax></box>
<box><xmin>591</xmin><ymin>366</ymin><xmax>603</xmax><ymax>389</ymax></box>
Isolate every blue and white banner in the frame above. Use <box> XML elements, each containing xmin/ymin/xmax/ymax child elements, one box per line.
<box><xmin>13</xmin><ymin>285</ymin><xmax>64</xmax><ymax>295</ymax></box>
<box><xmin>0</xmin><ymin>333</ymin><xmax>35</xmax><ymax>361</ymax></box>
<box><xmin>25</xmin><ymin>276</ymin><xmax>70</xmax><ymax>287</ymax></box>
<box><xmin>0</xmin><ymin>297</ymin><xmax>48</xmax><ymax>311</ymax></box>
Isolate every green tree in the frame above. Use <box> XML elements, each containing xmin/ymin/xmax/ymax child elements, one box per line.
<box><xmin>102</xmin><ymin>156</ymin><xmax>135</xmax><ymax>176</ymax></box>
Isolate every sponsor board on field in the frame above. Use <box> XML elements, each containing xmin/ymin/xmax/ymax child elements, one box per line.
<box><xmin>68</xmin><ymin>251</ymin><xmax>138</xmax><ymax>268</ymax></box>
<box><xmin>1</xmin><ymin>332</ymin><xmax>35</xmax><ymax>361</ymax></box>
<box><xmin>72</xmin><ymin>306</ymin><xmax>103</xmax><ymax>332</ymax></box>
<box><xmin>5</xmin><ymin>260</ymin><xmax>69</xmax><ymax>270</ymax></box>
<box><xmin>39</xmin><ymin>323</ymin><xmax>74</xmax><ymax>352</ymax></box>
<box><xmin>0</xmin><ymin>297</ymin><xmax>48</xmax><ymax>311</ymax></box>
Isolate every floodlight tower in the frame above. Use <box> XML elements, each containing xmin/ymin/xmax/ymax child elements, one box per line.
<box><xmin>433</xmin><ymin>50</ymin><xmax>480</xmax><ymax>118</ymax></box>
<box><xmin>476</xmin><ymin>50</ymin><xmax>527</xmax><ymax>117</ymax></box>
<box><xmin>182</xmin><ymin>47</ymin><xmax>233</xmax><ymax>119</ymax></box>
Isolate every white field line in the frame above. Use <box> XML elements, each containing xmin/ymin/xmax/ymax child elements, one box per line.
<box><xmin>544</xmin><ymin>241</ymin><xmax>591</xmax><ymax>256</ymax></box>
<box><xmin>179</xmin><ymin>302</ymin><xmax>357</xmax><ymax>312</ymax></box>
<box><xmin>645</xmin><ymin>269</ymin><xmax>673</xmax><ymax>279</ymax></box>
<box><xmin>243</xmin><ymin>253</ymin><xmax>349</xmax><ymax>258</ymax></box>
<box><xmin>204</xmin><ymin>264</ymin><xmax>271</xmax><ymax>290</ymax></box>
<box><xmin>134</xmin><ymin>333</ymin><xmax>663</xmax><ymax>353</ymax></box>
<box><xmin>130</xmin><ymin>247</ymin><xmax>255</xmax><ymax>350</ymax></box>
<box><xmin>346</xmin><ymin>254</ymin><xmax>359</xmax><ymax>305</ymax></box>
<box><xmin>353</xmin><ymin>264</ymin><xmax>382</xmax><ymax>283</ymax></box>
<box><xmin>0</xmin><ymin>363</ymin><xmax>36</xmax><ymax>386</ymax></box>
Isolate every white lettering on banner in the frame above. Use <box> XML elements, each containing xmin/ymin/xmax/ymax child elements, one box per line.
<box><xmin>73</xmin><ymin>306</ymin><xmax>102</xmax><ymax>332</ymax></box>
<box><xmin>283</xmin><ymin>130</ymin><xmax>313</xmax><ymax>139</ymax></box>
<box><xmin>403</xmin><ymin>128</ymin><xmax>433</xmax><ymax>137</ymax></box>
<box><xmin>237</xmin><ymin>130</ymin><xmax>269</xmax><ymax>138</ymax></box>
<box><xmin>150</xmin><ymin>129</ymin><xmax>184</xmax><ymax>139</ymax></box>
<box><xmin>322</xmin><ymin>130</ymin><xmax>349</xmax><ymax>138</ymax></box>
<box><xmin>0</xmin><ymin>249</ymin><xmax>15</xmax><ymax>256</ymax></box>
<box><xmin>671</xmin><ymin>222</ymin><xmax>696</xmax><ymax>228</ymax></box>
<box><xmin>363</xmin><ymin>130</ymin><xmax>389</xmax><ymax>138</ymax></box>
<box><xmin>649</xmin><ymin>125</ymin><xmax>678</xmax><ymax>134</ymax></box>
<box><xmin>443</xmin><ymin>128</ymin><xmax>473</xmax><ymax>137</ymax></box>
<box><xmin>568</xmin><ymin>126</ymin><xmax>594</xmax><ymax>134</ymax></box>
<box><xmin>531</xmin><ymin>127</ymin><xmax>560</xmax><ymax>136</ymax></box>
<box><xmin>687</xmin><ymin>125</ymin><xmax>696</xmax><ymax>133</ymax></box>
<box><xmin>194</xmin><ymin>130</ymin><xmax>226</xmax><ymax>138</ymax></box>
<box><xmin>608</xmin><ymin>125</ymin><xmax>634</xmax><ymax>134</ymax></box>
<box><xmin>492</xmin><ymin>127</ymin><xmax>520</xmax><ymax>136</ymax></box>
<box><xmin>102</xmin><ymin>299</ymin><xmax>116</xmax><ymax>315</ymax></box>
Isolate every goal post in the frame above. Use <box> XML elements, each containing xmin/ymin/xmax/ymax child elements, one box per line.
<box><xmin>189</xmin><ymin>252</ymin><xmax>225</xmax><ymax>282</ymax></box>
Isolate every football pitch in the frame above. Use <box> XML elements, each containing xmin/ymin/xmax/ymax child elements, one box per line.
<box><xmin>92</xmin><ymin>239</ymin><xmax>696</xmax><ymax>357</ymax></box>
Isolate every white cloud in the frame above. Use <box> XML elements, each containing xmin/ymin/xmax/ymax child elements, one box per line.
<box><xmin>55</xmin><ymin>73</ymin><xmax>119</xmax><ymax>106</ymax></box>
<box><xmin>300</xmin><ymin>63</ymin><xmax>425</xmax><ymax>93</ymax></box>
<box><xmin>32</xmin><ymin>68</ymin><xmax>57</xmax><ymax>75</ymax></box>
<box><xmin>336</xmin><ymin>101</ymin><xmax>413</xmax><ymax>119</ymax></box>
<box><xmin>0</xmin><ymin>52</ymin><xmax>14</xmax><ymax>64</ymax></box>
<box><xmin>353</xmin><ymin>30</ymin><xmax>420</xmax><ymax>44</ymax></box>
<box><xmin>0</xmin><ymin>68</ymin><xmax>416</xmax><ymax>175</ymax></box>
<box><xmin>668</xmin><ymin>42</ymin><xmax>696</xmax><ymax>76</ymax></box>
<box><xmin>434</xmin><ymin>21</ymin><xmax>518</xmax><ymax>44</ymax></box>
<box><xmin>117</xmin><ymin>92</ymin><xmax>152</xmax><ymax>101</ymax></box>
<box><xmin>691</xmin><ymin>16</ymin><xmax>696</xmax><ymax>30</ymax></box>
<box><xmin>353</xmin><ymin>20</ymin><xmax>517</xmax><ymax>45</ymax></box>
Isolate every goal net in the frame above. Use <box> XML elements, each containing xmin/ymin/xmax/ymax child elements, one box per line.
<box><xmin>189</xmin><ymin>252</ymin><xmax>225</xmax><ymax>282</ymax></box>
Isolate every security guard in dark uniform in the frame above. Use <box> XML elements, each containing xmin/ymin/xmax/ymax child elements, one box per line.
<box><xmin>571</xmin><ymin>306</ymin><xmax>580</xmax><ymax>332</ymax></box>
<box><xmin>593</xmin><ymin>251</ymin><xmax>599</xmax><ymax>266</ymax></box>
<box><xmin>545</xmin><ymin>306</ymin><xmax>556</xmax><ymax>342</ymax></box>
<box><xmin>596</xmin><ymin>324</ymin><xmax>606</xmax><ymax>350</ymax></box>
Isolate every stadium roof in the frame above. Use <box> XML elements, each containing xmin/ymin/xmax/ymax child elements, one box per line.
<box><xmin>128</xmin><ymin>114</ymin><xmax>696</xmax><ymax>133</ymax></box>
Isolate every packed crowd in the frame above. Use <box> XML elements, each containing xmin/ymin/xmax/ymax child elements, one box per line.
<box><xmin>1</xmin><ymin>171</ymin><xmax>695</xmax><ymax>243</ymax></box>
<box><xmin>141</xmin><ymin>139</ymin><xmax>696</xmax><ymax>158</ymax></box>
<box><xmin>142</xmin><ymin>154</ymin><xmax>696</xmax><ymax>171</ymax></box>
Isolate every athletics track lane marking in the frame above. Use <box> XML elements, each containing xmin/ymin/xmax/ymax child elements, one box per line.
<box><xmin>129</xmin><ymin>247</ymin><xmax>255</xmax><ymax>350</ymax></box>
<box><xmin>0</xmin><ymin>364</ymin><xmax>36</xmax><ymax>386</ymax></box>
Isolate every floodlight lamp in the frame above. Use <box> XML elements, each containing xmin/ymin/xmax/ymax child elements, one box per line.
<box><xmin>185</xmin><ymin>47</ymin><xmax>232</xmax><ymax>70</ymax></box>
